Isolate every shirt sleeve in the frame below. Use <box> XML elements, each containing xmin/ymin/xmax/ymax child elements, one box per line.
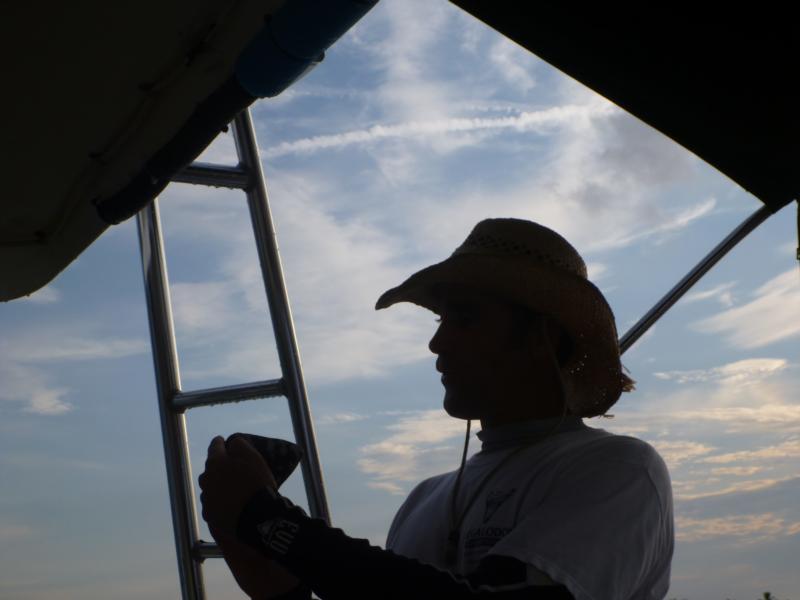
<box><xmin>488</xmin><ymin>438</ymin><xmax>674</xmax><ymax>600</ymax></box>
<box><xmin>237</xmin><ymin>489</ymin><xmax>576</xmax><ymax>600</ymax></box>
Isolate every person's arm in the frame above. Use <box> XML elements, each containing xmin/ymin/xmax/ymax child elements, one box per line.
<box><xmin>237</xmin><ymin>489</ymin><xmax>575</xmax><ymax>600</ymax></box>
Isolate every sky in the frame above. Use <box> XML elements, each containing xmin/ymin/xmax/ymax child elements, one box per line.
<box><xmin>1</xmin><ymin>2</ymin><xmax>799</xmax><ymax>599</ymax></box>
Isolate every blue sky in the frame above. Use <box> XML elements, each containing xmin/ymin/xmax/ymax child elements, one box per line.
<box><xmin>2</xmin><ymin>2</ymin><xmax>799</xmax><ymax>599</ymax></box>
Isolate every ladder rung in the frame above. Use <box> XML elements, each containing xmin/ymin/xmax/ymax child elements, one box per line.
<box><xmin>172</xmin><ymin>163</ymin><xmax>250</xmax><ymax>189</ymax></box>
<box><xmin>173</xmin><ymin>379</ymin><xmax>285</xmax><ymax>411</ymax></box>
<box><xmin>193</xmin><ymin>541</ymin><xmax>223</xmax><ymax>561</ymax></box>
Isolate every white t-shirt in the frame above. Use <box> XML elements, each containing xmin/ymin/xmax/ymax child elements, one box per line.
<box><xmin>386</xmin><ymin>417</ymin><xmax>674</xmax><ymax>600</ymax></box>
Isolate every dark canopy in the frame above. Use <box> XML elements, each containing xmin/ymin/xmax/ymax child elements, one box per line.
<box><xmin>452</xmin><ymin>2</ymin><xmax>799</xmax><ymax>212</ymax></box>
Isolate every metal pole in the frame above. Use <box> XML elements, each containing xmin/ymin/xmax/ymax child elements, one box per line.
<box><xmin>137</xmin><ymin>201</ymin><xmax>206</xmax><ymax>600</ymax></box>
<box><xmin>620</xmin><ymin>204</ymin><xmax>772</xmax><ymax>354</ymax></box>
<box><xmin>173</xmin><ymin>163</ymin><xmax>250</xmax><ymax>189</ymax></box>
<box><xmin>232</xmin><ymin>110</ymin><xmax>331</xmax><ymax>523</ymax></box>
<box><xmin>172</xmin><ymin>378</ymin><xmax>285</xmax><ymax>411</ymax></box>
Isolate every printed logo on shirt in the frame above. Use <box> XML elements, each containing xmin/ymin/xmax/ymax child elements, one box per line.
<box><xmin>464</xmin><ymin>525</ymin><xmax>512</xmax><ymax>550</ymax></box>
<box><xmin>482</xmin><ymin>488</ymin><xmax>516</xmax><ymax>523</ymax></box>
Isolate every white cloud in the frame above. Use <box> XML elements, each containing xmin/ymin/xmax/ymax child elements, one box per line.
<box><xmin>150</xmin><ymin>0</ymin><xmax>728</xmax><ymax>392</ymax></box>
<box><xmin>710</xmin><ymin>466</ymin><xmax>767</xmax><ymax>476</ymax></box>
<box><xmin>676</xmin><ymin>512</ymin><xmax>800</xmax><ymax>543</ymax></box>
<box><xmin>654</xmin><ymin>358</ymin><xmax>787</xmax><ymax>385</ymax></box>
<box><xmin>0</xmin><ymin>327</ymin><xmax>148</xmax><ymax>415</ymax></box>
<box><xmin>357</xmin><ymin>410</ymin><xmax>468</xmax><ymax>495</ymax></box>
<box><xmin>682</xmin><ymin>281</ymin><xmax>736</xmax><ymax>308</ymax></box>
<box><xmin>649</xmin><ymin>440</ymin><xmax>716</xmax><ymax>468</ymax></box>
<box><xmin>0</xmin><ymin>361</ymin><xmax>74</xmax><ymax>416</ymax></box>
<box><xmin>676</xmin><ymin>476</ymin><xmax>797</xmax><ymax>501</ymax></box>
<box><xmin>263</xmin><ymin>105</ymin><xmax>610</xmax><ymax>159</ymax></box>
<box><xmin>692</xmin><ymin>269</ymin><xmax>800</xmax><ymax>349</ymax></box>
<box><xmin>6</xmin><ymin>337</ymin><xmax>148</xmax><ymax>363</ymax></box>
<box><xmin>488</xmin><ymin>37</ymin><xmax>537</xmax><ymax>93</ymax></box>
<box><xmin>317</xmin><ymin>412</ymin><xmax>369</xmax><ymax>425</ymax></box>
<box><xmin>700</xmin><ymin>439</ymin><xmax>800</xmax><ymax>465</ymax></box>
<box><xmin>158</xmin><ymin>177</ymin><xmax>434</xmax><ymax>385</ymax></box>
<box><xmin>367</xmin><ymin>0</ymin><xmax>454</xmax><ymax>124</ymax></box>
<box><xmin>678</xmin><ymin>405</ymin><xmax>800</xmax><ymax>430</ymax></box>
<box><xmin>170</xmin><ymin>281</ymin><xmax>243</xmax><ymax>334</ymax></box>
<box><xmin>25</xmin><ymin>388</ymin><xmax>72</xmax><ymax>415</ymax></box>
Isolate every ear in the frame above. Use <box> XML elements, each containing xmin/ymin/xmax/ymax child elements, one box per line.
<box><xmin>542</xmin><ymin>316</ymin><xmax>574</xmax><ymax>368</ymax></box>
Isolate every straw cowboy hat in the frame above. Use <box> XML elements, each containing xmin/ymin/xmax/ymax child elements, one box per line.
<box><xmin>375</xmin><ymin>218</ymin><xmax>634</xmax><ymax>418</ymax></box>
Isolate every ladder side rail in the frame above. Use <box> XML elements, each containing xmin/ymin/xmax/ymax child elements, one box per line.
<box><xmin>232</xmin><ymin>110</ymin><xmax>332</xmax><ymax>523</ymax></box>
<box><xmin>620</xmin><ymin>204</ymin><xmax>772</xmax><ymax>354</ymax></box>
<box><xmin>137</xmin><ymin>201</ymin><xmax>207</xmax><ymax>600</ymax></box>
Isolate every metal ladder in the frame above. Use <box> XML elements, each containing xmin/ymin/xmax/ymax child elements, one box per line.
<box><xmin>136</xmin><ymin>108</ymin><xmax>330</xmax><ymax>600</ymax></box>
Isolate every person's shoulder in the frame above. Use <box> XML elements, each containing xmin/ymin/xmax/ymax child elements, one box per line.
<box><xmin>406</xmin><ymin>470</ymin><xmax>455</xmax><ymax>499</ymax></box>
<box><xmin>574</xmin><ymin>427</ymin><xmax>671</xmax><ymax>480</ymax></box>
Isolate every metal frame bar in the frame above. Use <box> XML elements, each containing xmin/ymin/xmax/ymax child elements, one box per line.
<box><xmin>137</xmin><ymin>200</ymin><xmax>205</xmax><ymax>600</ymax></box>
<box><xmin>173</xmin><ymin>379</ymin><xmax>285</xmax><ymax>411</ymax></box>
<box><xmin>620</xmin><ymin>204</ymin><xmax>773</xmax><ymax>354</ymax></box>
<box><xmin>172</xmin><ymin>163</ymin><xmax>250</xmax><ymax>189</ymax></box>
<box><xmin>232</xmin><ymin>110</ymin><xmax>331</xmax><ymax>523</ymax></box>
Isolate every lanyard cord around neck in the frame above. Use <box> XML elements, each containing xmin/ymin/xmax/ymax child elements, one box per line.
<box><xmin>445</xmin><ymin>322</ymin><xmax>569</xmax><ymax>568</ymax></box>
<box><xmin>444</xmin><ymin>418</ymin><xmax>564</xmax><ymax>568</ymax></box>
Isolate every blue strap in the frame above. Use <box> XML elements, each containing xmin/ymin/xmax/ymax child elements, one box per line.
<box><xmin>235</xmin><ymin>0</ymin><xmax>378</xmax><ymax>98</ymax></box>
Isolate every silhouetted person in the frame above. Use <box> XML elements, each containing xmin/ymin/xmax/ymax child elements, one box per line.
<box><xmin>200</xmin><ymin>218</ymin><xmax>674</xmax><ymax>599</ymax></box>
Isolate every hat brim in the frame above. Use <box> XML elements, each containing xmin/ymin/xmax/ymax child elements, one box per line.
<box><xmin>376</xmin><ymin>253</ymin><xmax>626</xmax><ymax>417</ymax></box>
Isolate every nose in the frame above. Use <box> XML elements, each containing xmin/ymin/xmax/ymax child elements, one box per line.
<box><xmin>428</xmin><ymin>320</ymin><xmax>445</xmax><ymax>355</ymax></box>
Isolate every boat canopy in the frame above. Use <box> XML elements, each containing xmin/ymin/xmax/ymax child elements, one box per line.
<box><xmin>452</xmin><ymin>2</ymin><xmax>799</xmax><ymax>212</ymax></box>
<box><xmin>0</xmin><ymin>0</ymin><xmax>377</xmax><ymax>301</ymax></box>
<box><xmin>1</xmin><ymin>1</ymin><xmax>797</xmax><ymax>301</ymax></box>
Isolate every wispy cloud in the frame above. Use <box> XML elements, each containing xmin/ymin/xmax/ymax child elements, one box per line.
<box><xmin>709</xmin><ymin>466</ymin><xmax>767</xmax><ymax>476</ymax></box>
<box><xmin>648</xmin><ymin>440</ymin><xmax>716</xmax><ymax>468</ymax></box>
<box><xmin>25</xmin><ymin>388</ymin><xmax>72</xmax><ymax>415</ymax></box>
<box><xmin>0</xmin><ymin>362</ymin><xmax>73</xmax><ymax>415</ymax></box>
<box><xmin>5</xmin><ymin>337</ymin><xmax>148</xmax><ymax>363</ymax></box>
<box><xmin>317</xmin><ymin>412</ymin><xmax>369</xmax><ymax>425</ymax></box>
<box><xmin>0</xmin><ymin>328</ymin><xmax>148</xmax><ymax>415</ymax></box>
<box><xmin>160</xmin><ymin>178</ymin><xmax>433</xmax><ymax>385</ymax></box>
<box><xmin>682</xmin><ymin>281</ymin><xmax>737</xmax><ymax>308</ymax></box>
<box><xmin>692</xmin><ymin>269</ymin><xmax>800</xmax><ymax>349</ymax></box>
<box><xmin>700</xmin><ymin>439</ymin><xmax>800</xmax><ymax>465</ymax></box>
<box><xmin>489</xmin><ymin>37</ymin><xmax>537</xmax><ymax>93</ymax></box>
<box><xmin>676</xmin><ymin>475</ymin><xmax>797</xmax><ymax>501</ymax></box>
<box><xmin>679</xmin><ymin>404</ymin><xmax>800</xmax><ymax>431</ymax></box>
<box><xmin>654</xmin><ymin>358</ymin><xmax>787</xmax><ymax>385</ymax></box>
<box><xmin>676</xmin><ymin>512</ymin><xmax>800</xmax><ymax>543</ymax></box>
<box><xmin>357</xmin><ymin>410</ymin><xmax>467</xmax><ymax>495</ymax></box>
<box><xmin>263</xmin><ymin>105</ymin><xmax>611</xmax><ymax>159</ymax></box>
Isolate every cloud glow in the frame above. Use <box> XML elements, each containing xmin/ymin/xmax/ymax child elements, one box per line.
<box><xmin>654</xmin><ymin>358</ymin><xmax>787</xmax><ymax>385</ymax></box>
<box><xmin>357</xmin><ymin>410</ymin><xmax>467</xmax><ymax>495</ymax></box>
<box><xmin>676</xmin><ymin>512</ymin><xmax>800</xmax><ymax>543</ymax></box>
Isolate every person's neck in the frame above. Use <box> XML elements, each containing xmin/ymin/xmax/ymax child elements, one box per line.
<box><xmin>478</xmin><ymin>384</ymin><xmax>566</xmax><ymax>430</ymax></box>
<box><xmin>480</xmin><ymin>407</ymin><xmax>565</xmax><ymax>431</ymax></box>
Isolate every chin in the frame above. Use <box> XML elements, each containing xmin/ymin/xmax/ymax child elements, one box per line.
<box><xmin>443</xmin><ymin>392</ymin><xmax>481</xmax><ymax>421</ymax></box>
